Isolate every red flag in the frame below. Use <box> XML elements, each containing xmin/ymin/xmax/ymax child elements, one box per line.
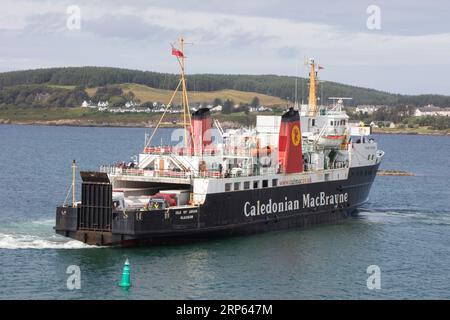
<box><xmin>318</xmin><ymin>65</ymin><xmax>324</xmax><ymax>70</ymax></box>
<box><xmin>171</xmin><ymin>47</ymin><xmax>184</xmax><ymax>58</ymax></box>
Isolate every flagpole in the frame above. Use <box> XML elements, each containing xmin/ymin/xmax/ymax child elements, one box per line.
<box><xmin>145</xmin><ymin>36</ymin><xmax>194</xmax><ymax>152</ymax></box>
<box><xmin>178</xmin><ymin>37</ymin><xmax>193</xmax><ymax>150</ymax></box>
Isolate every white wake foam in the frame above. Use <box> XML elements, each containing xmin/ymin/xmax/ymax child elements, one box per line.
<box><xmin>0</xmin><ymin>233</ymin><xmax>98</xmax><ymax>249</ymax></box>
<box><xmin>358</xmin><ymin>209</ymin><xmax>450</xmax><ymax>225</ymax></box>
<box><xmin>30</xmin><ymin>219</ymin><xmax>55</xmax><ymax>226</ymax></box>
<box><xmin>0</xmin><ymin>218</ymin><xmax>104</xmax><ymax>249</ymax></box>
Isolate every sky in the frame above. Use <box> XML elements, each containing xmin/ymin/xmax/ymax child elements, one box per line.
<box><xmin>0</xmin><ymin>0</ymin><xmax>449</xmax><ymax>95</ymax></box>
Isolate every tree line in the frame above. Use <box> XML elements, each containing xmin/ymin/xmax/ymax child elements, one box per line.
<box><xmin>0</xmin><ymin>85</ymin><xmax>88</xmax><ymax>108</ymax></box>
<box><xmin>349</xmin><ymin>105</ymin><xmax>450</xmax><ymax>130</ymax></box>
<box><xmin>1</xmin><ymin>67</ymin><xmax>450</xmax><ymax>107</ymax></box>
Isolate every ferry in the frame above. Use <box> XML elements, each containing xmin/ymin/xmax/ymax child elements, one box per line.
<box><xmin>55</xmin><ymin>37</ymin><xmax>384</xmax><ymax>246</ymax></box>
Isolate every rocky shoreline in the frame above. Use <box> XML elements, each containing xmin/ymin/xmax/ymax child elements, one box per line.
<box><xmin>372</xmin><ymin>127</ymin><xmax>449</xmax><ymax>136</ymax></box>
<box><xmin>377</xmin><ymin>170</ymin><xmax>414</xmax><ymax>176</ymax></box>
<box><xmin>1</xmin><ymin>118</ymin><xmax>449</xmax><ymax>135</ymax></box>
<box><xmin>0</xmin><ymin>118</ymin><xmax>244</xmax><ymax>129</ymax></box>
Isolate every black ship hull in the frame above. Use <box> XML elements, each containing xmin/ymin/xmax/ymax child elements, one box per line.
<box><xmin>55</xmin><ymin>164</ymin><xmax>380</xmax><ymax>246</ymax></box>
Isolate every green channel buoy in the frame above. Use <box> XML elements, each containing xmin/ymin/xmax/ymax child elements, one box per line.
<box><xmin>119</xmin><ymin>257</ymin><xmax>131</xmax><ymax>287</ymax></box>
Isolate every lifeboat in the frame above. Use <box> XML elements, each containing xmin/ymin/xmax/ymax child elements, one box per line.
<box><xmin>317</xmin><ymin>134</ymin><xmax>346</xmax><ymax>147</ymax></box>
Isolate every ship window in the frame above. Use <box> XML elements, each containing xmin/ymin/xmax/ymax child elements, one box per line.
<box><xmin>330</xmin><ymin>121</ymin><xmax>334</xmax><ymax>126</ymax></box>
<box><xmin>262</xmin><ymin>180</ymin><xmax>268</xmax><ymax>188</ymax></box>
<box><xmin>368</xmin><ymin>155</ymin><xmax>370</xmax><ymax>160</ymax></box>
<box><xmin>234</xmin><ymin>182</ymin><xmax>240</xmax><ymax>191</ymax></box>
<box><xmin>225</xmin><ymin>183</ymin><xmax>231</xmax><ymax>192</ymax></box>
<box><xmin>272</xmin><ymin>179</ymin><xmax>278</xmax><ymax>187</ymax></box>
<box><xmin>312</xmin><ymin>119</ymin><xmax>316</xmax><ymax>126</ymax></box>
<box><xmin>244</xmin><ymin>181</ymin><xmax>250</xmax><ymax>190</ymax></box>
<box><xmin>253</xmin><ymin>181</ymin><xmax>259</xmax><ymax>189</ymax></box>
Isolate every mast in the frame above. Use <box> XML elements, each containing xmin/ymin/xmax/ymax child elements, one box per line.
<box><xmin>179</xmin><ymin>37</ymin><xmax>191</xmax><ymax>147</ymax></box>
<box><xmin>144</xmin><ymin>36</ymin><xmax>193</xmax><ymax>151</ymax></box>
<box><xmin>294</xmin><ymin>78</ymin><xmax>298</xmax><ymax>109</ymax></box>
<box><xmin>308</xmin><ymin>58</ymin><xmax>318</xmax><ymax>116</ymax></box>
<box><xmin>72</xmin><ymin>160</ymin><xmax>76</xmax><ymax>207</ymax></box>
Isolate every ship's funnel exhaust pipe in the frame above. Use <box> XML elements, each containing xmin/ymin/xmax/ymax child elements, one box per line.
<box><xmin>278</xmin><ymin>108</ymin><xmax>303</xmax><ymax>174</ymax></box>
<box><xmin>191</xmin><ymin>107</ymin><xmax>212</xmax><ymax>155</ymax></box>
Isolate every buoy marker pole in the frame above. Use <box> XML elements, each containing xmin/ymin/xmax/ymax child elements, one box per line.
<box><xmin>72</xmin><ymin>160</ymin><xmax>76</xmax><ymax>207</ymax></box>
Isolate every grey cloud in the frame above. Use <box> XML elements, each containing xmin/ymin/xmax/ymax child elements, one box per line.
<box><xmin>83</xmin><ymin>15</ymin><xmax>173</xmax><ymax>41</ymax></box>
<box><xmin>1</xmin><ymin>0</ymin><xmax>450</xmax><ymax>94</ymax></box>
<box><xmin>22</xmin><ymin>12</ymin><xmax>67</xmax><ymax>35</ymax></box>
<box><xmin>277</xmin><ymin>46</ymin><xmax>300</xmax><ymax>59</ymax></box>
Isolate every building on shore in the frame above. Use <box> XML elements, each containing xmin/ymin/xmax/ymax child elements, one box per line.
<box><xmin>81</xmin><ymin>100</ymin><xmax>97</xmax><ymax>108</ymax></box>
<box><xmin>414</xmin><ymin>105</ymin><xmax>450</xmax><ymax>117</ymax></box>
<box><xmin>355</xmin><ymin>105</ymin><xmax>383</xmax><ymax>115</ymax></box>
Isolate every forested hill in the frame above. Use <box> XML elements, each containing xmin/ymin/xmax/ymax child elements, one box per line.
<box><xmin>1</xmin><ymin>66</ymin><xmax>449</xmax><ymax>107</ymax></box>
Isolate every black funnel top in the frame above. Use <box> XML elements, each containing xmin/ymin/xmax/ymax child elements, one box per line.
<box><xmin>281</xmin><ymin>107</ymin><xmax>299</xmax><ymax>122</ymax></box>
<box><xmin>192</xmin><ymin>107</ymin><xmax>211</xmax><ymax>119</ymax></box>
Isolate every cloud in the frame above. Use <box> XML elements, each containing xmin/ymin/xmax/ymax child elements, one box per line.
<box><xmin>74</xmin><ymin>4</ymin><xmax>450</xmax><ymax>67</ymax></box>
<box><xmin>0</xmin><ymin>0</ymin><xmax>66</xmax><ymax>30</ymax></box>
<box><xmin>0</xmin><ymin>0</ymin><xmax>450</xmax><ymax>94</ymax></box>
<box><xmin>3</xmin><ymin>1</ymin><xmax>450</xmax><ymax>66</ymax></box>
<box><xmin>84</xmin><ymin>15</ymin><xmax>170</xmax><ymax>41</ymax></box>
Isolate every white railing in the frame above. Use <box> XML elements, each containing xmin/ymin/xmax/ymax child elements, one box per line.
<box><xmin>99</xmin><ymin>165</ymin><xmax>280</xmax><ymax>180</ymax></box>
<box><xmin>143</xmin><ymin>145</ymin><xmax>255</xmax><ymax>158</ymax></box>
<box><xmin>100</xmin><ymin>166</ymin><xmax>194</xmax><ymax>179</ymax></box>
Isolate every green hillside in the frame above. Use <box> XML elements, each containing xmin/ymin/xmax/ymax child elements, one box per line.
<box><xmin>84</xmin><ymin>84</ymin><xmax>287</xmax><ymax>107</ymax></box>
<box><xmin>1</xmin><ymin>66</ymin><xmax>449</xmax><ymax>107</ymax></box>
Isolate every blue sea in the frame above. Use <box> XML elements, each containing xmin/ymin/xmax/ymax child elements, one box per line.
<box><xmin>0</xmin><ymin>125</ymin><xmax>449</xmax><ymax>299</ymax></box>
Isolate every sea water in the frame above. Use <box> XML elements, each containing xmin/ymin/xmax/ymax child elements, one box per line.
<box><xmin>0</xmin><ymin>125</ymin><xmax>449</xmax><ymax>299</ymax></box>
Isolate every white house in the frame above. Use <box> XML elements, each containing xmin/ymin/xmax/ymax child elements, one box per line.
<box><xmin>248</xmin><ymin>106</ymin><xmax>273</xmax><ymax>113</ymax></box>
<box><xmin>97</xmin><ymin>101</ymin><xmax>109</xmax><ymax>108</ymax></box>
<box><xmin>81</xmin><ymin>100</ymin><xmax>97</xmax><ymax>108</ymax></box>
<box><xmin>210</xmin><ymin>105</ymin><xmax>222</xmax><ymax>112</ymax></box>
<box><xmin>355</xmin><ymin>105</ymin><xmax>382</xmax><ymax>115</ymax></box>
<box><xmin>125</xmin><ymin>101</ymin><xmax>139</xmax><ymax>108</ymax></box>
<box><xmin>414</xmin><ymin>105</ymin><xmax>450</xmax><ymax>117</ymax></box>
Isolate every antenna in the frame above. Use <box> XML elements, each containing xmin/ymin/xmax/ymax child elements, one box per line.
<box><xmin>294</xmin><ymin>60</ymin><xmax>298</xmax><ymax>108</ymax></box>
<box><xmin>301</xmin><ymin>76</ymin><xmax>304</xmax><ymax>104</ymax></box>
<box><xmin>304</xmin><ymin>57</ymin><xmax>309</xmax><ymax>66</ymax></box>
<box><xmin>328</xmin><ymin>97</ymin><xmax>353</xmax><ymax>109</ymax></box>
<box><xmin>320</xmin><ymin>80</ymin><xmax>324</xmax><ymax>106</ymax></box>
<box><xmin>328</xmin><ymin>97</ymin><xmax>353</xmax><ymax>103</ymax></box>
